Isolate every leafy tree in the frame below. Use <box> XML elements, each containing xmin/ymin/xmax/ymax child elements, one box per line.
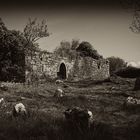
<box><xmin>54</xmin><ymin>40</ymin><xmax>103</xmax><ymax>60</ymax></box>
<box><xmin>0</xmin><ymin>17</ymin><xmax>50</xmax><ymax>82</ymax></box>
<box><xmin>0</xmin><ymin>18</ymin><xmax>25</xmax><ymax>82</ymax></box>
<box><xmin>23</xmin><ymin>18</ymin><xmax>50</xmax><ymax>56</ymax></box>
<box><xmin>54</xmin><ymin>40</ymin><xmax>78</xmax><ymax>60</ymax></box>
<box><xmin>76</xmin><ymin>41</ymin><xmax>103</xmax><ymax>59</ymax></box>
<box><xmin>54</xmin><ymin>41</ymin><xmax>71</xmax><ymax>57</ymax></box>
<box><xmin>107</xmin><ymin>56</ymin><xmax>127</xmax><ymax>75</ymax></box>
<box><xmin>71</xmin><ymin>39</ymin><xmax>80</xmax><ymax>50</ymax></box>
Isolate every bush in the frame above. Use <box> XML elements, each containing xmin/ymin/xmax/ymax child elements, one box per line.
<box><xmin>115</xmin><ymin>66</ymin><xmax>140</xmax><ymax>78</ymax></box>
<box><xmin>134</xmin><ymin>77</ymin><xmax>140</xmax><ymax>90</ymax></box>
<box><xmin>0</xmin><ymin>18</ymin><xmax>25</xmax><ymax>82</ymax></box>
<box><xmin>107</xmin><ymin>56</ymin><xmax>127</xmax><ymax>75</ymax></box>
<box><xmin>76</xmin><ymin>41</ymin><xmax>103</xmax><ymax>60</ymax></box>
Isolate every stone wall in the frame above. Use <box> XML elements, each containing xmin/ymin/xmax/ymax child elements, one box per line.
<box><xmin>69</xmin><ymin>56</ymin><xmax>110</xmax><ymax>81</ymax></box>
<box><xmin>25</xmin><ymin>51</ymin><xmax>110</xmax><ymax>82</ymax></box>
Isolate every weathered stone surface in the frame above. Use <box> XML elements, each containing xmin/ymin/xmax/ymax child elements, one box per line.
<box><xmin>25</xmin><ymin>51</ymin><xmax>110</xmax><ymax>82</ymax></box>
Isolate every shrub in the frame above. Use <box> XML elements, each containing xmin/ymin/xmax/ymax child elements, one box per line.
<box><xmin>134</xmin><ymin>77</ymin><xmax>140</xmax><ymax>90</ymax></box>
<box><xmin>115</xmin><ymin>66</ymin><xmax>140</xmax><ymax>78</ymax></box>
<box><xmin>107</xmin><ymin>56</ymin><xmax>127</xmax><ymax>75</ymax></box>
<box><xmin>76</xmin><ymin>41</ymin><xmax>103</xmax><ymax>60</ymax></box>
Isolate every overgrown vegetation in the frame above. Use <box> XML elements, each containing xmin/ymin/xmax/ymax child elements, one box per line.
<box><xmin>0</xmin><ymin>18</ymin><xmax>25</xmax><ymax>82</ymax></box>
<box><xmin>0</xmin><ymin>105</ymin><xmax>114</xmax><ymax>140</ymax></box>
<box><xmin>0</xmin><ymin>18</ymin><xmax>50</xmax><ymax>82</ymax></box>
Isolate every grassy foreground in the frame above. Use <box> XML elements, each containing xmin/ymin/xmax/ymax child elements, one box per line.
<box><xmin>0</xmin><ymin>78</ymin><xmax>140</xmax><ymax>140</ymax></box>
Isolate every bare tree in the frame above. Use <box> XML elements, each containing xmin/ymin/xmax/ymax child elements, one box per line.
<box><xmin>23</xmin><ymin>18</ymin><xmax>50</xmax><ymax>55</ymax></box>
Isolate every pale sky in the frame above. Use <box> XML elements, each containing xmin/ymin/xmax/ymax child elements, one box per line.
<box><xmin>0</xmin><ymin>0</ymin><xmax>140</xmax><ymax>63</ymax></box>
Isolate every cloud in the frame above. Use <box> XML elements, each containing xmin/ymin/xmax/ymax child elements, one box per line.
<box><xmin>138</xmin><ymin>61</ymin><xmax>140</xmax><ymax>66</ymax></box>
<box><xmin>127</xmin><ymin>61</ymin><xmax>140</xmax><ymax>68</ymax></box>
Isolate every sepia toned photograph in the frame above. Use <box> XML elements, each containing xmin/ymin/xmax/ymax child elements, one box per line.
<box><xmin>0</xmin><ymin>0</ymin><xmax>140</xmax><ymax>139</ymax></box>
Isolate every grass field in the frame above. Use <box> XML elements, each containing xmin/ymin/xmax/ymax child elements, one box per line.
<box><xmin>0</xmin><ymin>77</ymin><xmax>140</xmax><ymax>140</ymax></box>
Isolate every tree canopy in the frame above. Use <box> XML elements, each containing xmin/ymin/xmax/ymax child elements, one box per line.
<box><xmin>0</xmin><ymin>18</ymin><xmax>26</xmax><ymax>81</ymax></box>
<box><xmin>54</xmin><ymin>39</ymin><xmax>80</xmax><ymax>60</ymax></box>
<box><xmin>76</xmin><ymin>41</ymin><xmax>103</xmax><ymax>60</ymax></box>
<box><xmin>0</xmin><ymin>18</ymin><xmax>50</xmax><ymax>82</ymax></box>
<box><xmin>54</xmin><ymin>40</ymin><xmax>103</xmax><ymax>60</ymax></box>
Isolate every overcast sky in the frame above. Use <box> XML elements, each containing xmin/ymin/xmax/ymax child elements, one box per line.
<box><xmin>0</xmin><ymin>0</ymin><xmax>140</xmax><ymax>63</ymax></box>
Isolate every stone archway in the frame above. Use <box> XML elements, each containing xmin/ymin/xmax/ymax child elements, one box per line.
<box><xmin>57</xmin><ymin>63</ymin><xmax>67</xmax><ymax>79</ymax></box>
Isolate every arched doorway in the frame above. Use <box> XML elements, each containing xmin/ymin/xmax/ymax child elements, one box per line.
<box><xmin>57</xmin><ymin>63</ymin><xmax>66</xmax><ymax>79</ymax></box>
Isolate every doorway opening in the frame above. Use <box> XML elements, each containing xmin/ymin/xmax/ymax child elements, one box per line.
<box><xmin>57</xmin><ymin>63</ymin><xmax>66</xmax><ymax>79</ymax></box>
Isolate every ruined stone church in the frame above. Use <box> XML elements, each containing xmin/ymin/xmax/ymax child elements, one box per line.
<box><xmin>25</xmin><ymin>50</ymin><xmax>110</xmax><ymax>82</ymax></box>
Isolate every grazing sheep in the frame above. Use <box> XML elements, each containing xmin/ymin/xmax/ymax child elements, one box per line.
<box><xmin>126</xmin><ymin>96</ymin><xmax>137</xmax><ymax>105</ymax></box>
<box><xmin>0</xmin><ymin>84</ymin><xmax>8</xmax><ymax>91</ymax></box>
<box><xmin>126</xmin><ymin>96</ymin><xmax>137</xmax><ymax>104</ymax></box>
<box><xmin>0</xmin><ymin>98</ymin><xmax>6</xmax><ymax>108</ymax></box>
<box><xmin>55</xmin><ymin>80</ymin><xmax>63</xmax><ymax>84</ymax></box>
<box><xmin>12</xmin><ymin>103</ymin><xmax>27</xmax><ymax>117</ymax></box>
<box><xmin>54</xmin><ymin>88</ymin><xmax>64</xmax><ymax>98</ymax></box>
<box><xmin>87</xmin><ymin>110</ymin><xmax>93</xmax><ymax>122</ymax></box>
<box><xmin>136</xmin><ymin>99</ymin><xmax>140</xmax><ymax>105</ymax></box>
<box><xmin>124</xmin><ymin>96</ymin><xmax>140</xmax><ymax>109</ymax></box>
<box><xmin>64</xmin><ymin>107</ymin><xmax>93</xmax><ymax>129</ymax></box>
<box><xmin>0</xmin><ymin>98</ymin><xmax>4</xmax><ymax>104</ymax></box>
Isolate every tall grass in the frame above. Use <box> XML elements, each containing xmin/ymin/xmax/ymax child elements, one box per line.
<box><xmin>0</xmin><ymin>108</ymin><xmax>114</xmax><ymax>140</ymax></box>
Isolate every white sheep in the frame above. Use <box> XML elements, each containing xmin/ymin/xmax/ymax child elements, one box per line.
<box><xmin>126</xmin><ymin>96</ymin><xmax>137</xmax><ymax>104</ymax></box>
<box><xmin>136</xmin><ymin>99</ymin><xmax>140</xmax><ymax>105</ymax></box>
<box><xmin>127</xmin><ymin>97</ymin><xmax>140</xmax><ymax>105</ymax></box>
<box><xmin>13</xmin><ymin>103</ymin><xmax>27</xmax><ymax>117</ymax></box>
<box><xmin>0</xmin><ymin>98</ymin><xmax>4</xmax><ymax>104</ymax></box>
<box><xmin>54</xmin><ymin>88</ymin><xmax>64</xmax><ymax>98</ymax></box>
<box><xmin>88</xmin><ymin>110</ymin><xmax>93</xmax><ymax>120</ymax></box>
<box><xmin>55</xmin><ymin>80</ymin><xmax>63</xmax><ymax>84</ymax></box>
<box><xmin>0</xmin><ymin>98</ymin><xmax>6</xmax><ymax>108</ymax></box>
<box><xmin>0</xmin><ymin>84</ymin><xmax>8</xmax><ymax>91</ymax></box>
<box><xmin>87</xmin><ymin>110</ymin><xmax>93</xmax><ymax>127</ymax></box>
